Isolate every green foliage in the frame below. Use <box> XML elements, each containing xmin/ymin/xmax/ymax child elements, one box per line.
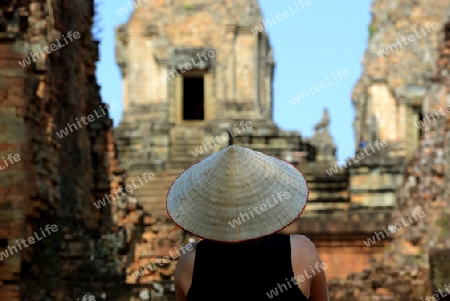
<box><xmin>436</xmin><ymin>217</ymin><xmax>449</xmax><ymax>236</ymax></box>
<box><xmin>410</xmin><ymin>255</ymin><xmax>424</xmax><ymax>265</ymax></box>
<box><xmin>184</xmin><ymin>4</ymin><xmax>192</xmax><ymax>10</ymax></box>
<box><xmin>368</xmin><ymin>23</ymin><xmax>377</xmax><ymax>39</ymax></box>
<box><xmin>436</xmin><ymin>217</ymin><xmax>449</xmax><ymax>227</ymax></box>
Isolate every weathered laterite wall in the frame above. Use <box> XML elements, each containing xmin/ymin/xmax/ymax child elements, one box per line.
<box><xmin>0</xmin><ymin>0</ymin><xmax>449</xmax><ymax>300</ymax></box>
<box><xmin>0</xmin><ymin>1</ymin><xmax>127</xmax><ymax>300</ymax></box>
<box><xmin>329</xmin><ymin>1</ymin><xmax>450</xmax><ymax>300</ymax></box>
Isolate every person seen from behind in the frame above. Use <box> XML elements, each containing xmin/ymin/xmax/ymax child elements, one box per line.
<box><xmin>167</xmin><ymin>145</ymin><xmax>329</xmax><ymax>301</ymax></box>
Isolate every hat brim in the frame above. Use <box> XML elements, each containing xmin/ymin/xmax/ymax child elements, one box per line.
<box><xmin>166</xmin><ymin>146</ymin><xmax>309</xmax><ymax>242</ymax></box>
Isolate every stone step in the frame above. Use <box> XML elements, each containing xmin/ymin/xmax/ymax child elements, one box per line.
<box><xmin>170</xmin><ymin>146</ymin><xmax>207</xmax><ymax>153</ymax></box>
<box><xmin>171</xmin><ymin>139</ymin><xmax>205</xmax><ymax>144</ymax></box>
<box><xmin>308</xmin><ymin>182</ymin><xmax>349</xmax><ymax>189</ymax></box>
<box><xmin>126</xmin><ymin>189</ymin><xmax>173</xmax><ymax>198</ymax></box>
<box><xmin>170</xmin><ymin>143</ymin><xmax>207</xmax><ymax>148</ymax></box>
<box><xmin>124</xmin><ymin>184</ymin><xmax>174</xmax><ymax>193</ymax></box>
<box><xmin>126</xmin><ymin>170</ymin><xmax>183</xmax><ymax>177</ymax></box>
<box><xmin>138</xmin><ymin>195</ymin><xmax>166</xmax><ymax>205</ymax></box>
<box><xmin>166</xmin><ymin>163</ymin><xmax>199</xmax><ymax>170</ymax></box>
<box><xmin>170</xmin><ymin>132</ymin><xmax>205</xmax><ymax>139</ymax></box>
<box><xmin>169</xmin><ymin>150</ymin><xmax>204</xmax><ymax>157</ymax></box>
<box><xmin>122</xmin><ymin>182</ymin><xmax>176</xmax><ymax>193</ymax></box>
<box><xmin>170</xmin><ymin>134</ymin><xmax>205</xmax><ymax>140</ymax></box>
<box><xmin>167</xmin><ymin>159</ymin><xmax>203</xmax><ymax>165</ymax></box>
<box><xmin>131</xmin><ymin>190</ymin><xmax>170</xmax><ymax>197</ymax></box>
<box><xmin>140</xmin><ymin>207</ymin><xmax>169</xmax><ymax>218</ymax></box>
<box><xmin>301</xmin><ymin>202</ymin><xmax>348</xmax><ymax>211</ymax></box>
<box><xmin>167</xmin><ymin>156</ymin><xmax>205</xmax><ymax>162</ymax></box>
<box><xmin>167</xmin><ymin>162</ymin><xmax>193</xmax><ymax>169</ymax></box>
<box><xmin>171</xmin><ymin>142</ymin><xmax>205</xmax><ymax>148</ymax></box>
<box><xmin>124</xmin><ymin>174</ymin><xmax>180</xmax><ymax>182</ymax></box>
<box><xmin>124</xmin><ymin>177</ymin><xmax>176</xmax><ymax>184</ymax></box>
<box><xmin>127</xmin><ymin>181</ymin><xmax>175</xmax><ymax>189</ymax></box>
<box><xmin>308</xmin><ymin>190</ymin><xmax>348</xmax><ymax>200</ymax></box>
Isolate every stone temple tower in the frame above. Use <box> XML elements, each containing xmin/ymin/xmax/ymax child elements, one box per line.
<box><xmin>114</xmin><ymin>0</ymin><xmax>307</xmax><ymax>171</ymax></box>
<box><xmin>112</xmin><ymin>1</ymin><xmax>321</xmax><ymax>297</ymax></box>
<box><xmin>112</xmin><ymin>1</ymin><xmax>394</xmax><ymax>298</ymax></box>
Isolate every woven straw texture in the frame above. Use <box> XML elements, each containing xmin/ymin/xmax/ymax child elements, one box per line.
<box><xmin>166</xmin><ymin>145</ymin><xmax>309</xmax><ymax>242</ymax></box>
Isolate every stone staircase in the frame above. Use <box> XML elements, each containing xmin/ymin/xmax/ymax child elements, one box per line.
<box><xmin>167</xmin><ymin>126</ymin><xmax>211</xmax><ymax>169</ymax></box>
<box><xmin>124</xmin><ymin>169</ymin><xmax>184</xmax><ymax>220</ymax></box>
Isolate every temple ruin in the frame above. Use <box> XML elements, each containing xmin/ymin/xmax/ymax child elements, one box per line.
<box><xmin>0</xmin><ymin>0</ymin><xmax>448</xmax><ymax>300</ymax></box>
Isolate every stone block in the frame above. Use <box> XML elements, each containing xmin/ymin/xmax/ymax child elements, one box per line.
<box><xmin>0</xmin><ymin>109</ymin><xmax>24</xmax><ymax>144</ymax></box>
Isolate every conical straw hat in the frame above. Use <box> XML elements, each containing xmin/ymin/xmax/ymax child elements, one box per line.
<box><xmin>166</xmin><ymin>145</ymin><xmax>309</xmax><ymax>242</ymax></box>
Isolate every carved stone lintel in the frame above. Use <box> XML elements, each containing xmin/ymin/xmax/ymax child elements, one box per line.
<box><xmin>168</xmin><ymin>47</ymin><xmax>215</xmax><ymax>70</ymax></box>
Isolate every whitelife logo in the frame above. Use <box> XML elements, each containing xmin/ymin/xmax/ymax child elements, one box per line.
<box><xmin>420</xmin><ymin>283</ymin><xmax>450</xmax><ymax>301</ymax></box>
<box><xmin>0</xmin><ymin>153</ymin><xmax>21</xmax><ymax>170</ymax></box>
<box><xmin>18</xmin><ymin>31</ymin><xmax>81</xmax><ymax>67</ymax></box>
<box><xmin>77</xmin><ymin>295</ymin><xmax>96</xmax><ymax>301</ymax></box>
<box><xmin>325</xmin><ymin>140</ymin><xmax>387</xmax><ymax>176</ymax></box>
<box><xmin>288</xmin><ymin>69</ymin><xmax>350</xmax><ymax>106</ymax></box>
<box><xmin>0</xmin><ymin>224</ymin><xmax>59</xmax><ymax>261</ymax></box>
<box><xmin>266</xmin><ymin>261</ymin><xmax>328</xmax><ymax>299</ymax></box>
<box><xmin>250</xmin><ymin>0</ymin><xmax>313</xmax><ymax>34</ymax></box>
<box><xmin>228</xmin><ymin>192</ymin><xmax>291</xmax><ymax>228</ymax></box>
<box><xmin>375</xmin><ymin>22</ymin><xmax>439</xmax><ymax>58</ymax></box>
<box><xmin>93</xmin><ymin>171</ymin><xmax>155</xmax><ymax>209</ymax></box>
<box><xmin>131</xmin><ymin>243</ymin><xmax>195</xmax><ymax>280</ymax></box>
<box><xmin>154</xmin><ymin>50</ymin><xmax>215</xmax><ymax>87</ymax></box>
<box><xmin>55</xmin><ymin>103</ymin><xmax>118</xmax><ymax>139</ymax></box>
<box><xmin>116</xmin><ymin>0</ymin><xmax>148</xmax><ymax>16</ymax></box>
<box><xmin>190</xmin><ymin>121</ymin><xmax>253</xmax><ymax>158</ymax></box>
<box><xmin>415</xmin><ymin>105</ymin><xmax>450</xmax><ymax>129</ymax></box>
<box><xmin>363</xmin><ymin>210</ymin><xmax>425</xmax><ymax>247</ymax></box>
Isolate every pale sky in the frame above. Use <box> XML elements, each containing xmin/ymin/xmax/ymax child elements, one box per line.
<box><xmin>94</xmin><ymin>0</ymin><xmax>373</xmax><ymax>163</ymax></box>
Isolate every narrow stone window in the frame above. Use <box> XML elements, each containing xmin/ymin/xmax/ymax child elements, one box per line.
<box><xmin>183</xmin><ymin>75</ymin><xmax>204</xmax><ymax>120</ymax></box>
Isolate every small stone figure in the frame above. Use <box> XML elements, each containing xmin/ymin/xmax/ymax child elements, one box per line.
<box><xmin>310</xmin><ymin>108</ymin><xmax>336</xmax><ymax>163</ymax></box>
<box><xmin>314</xmin><ymin>108</ymin><xmax>330</xmax><ymax>134</ymax></box>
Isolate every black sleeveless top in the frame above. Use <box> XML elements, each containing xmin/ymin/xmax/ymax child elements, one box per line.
<box><xmin>186</xmin><ymin>234</ymin><xmax>309</xmax><ymax>301</ymax></box>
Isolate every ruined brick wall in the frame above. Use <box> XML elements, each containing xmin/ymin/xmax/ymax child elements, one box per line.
<box><xmin>328</xmin><ymin>3</ymin><xmax>450</xmax><ymax>300</ymax></box>
<box><xmin>0</xmin><ymin>1</ymin><xmax>128</xmax><ymax>300</ymax></box>
<box><xmin>348</xmin><ymin>0</ymin><xmax>450</xmax><ymax>216</ymax></box>
<box><xmin>352</xmin><ymin>0</ymin><xmax>448</xmax><ymax>158</ymax></box>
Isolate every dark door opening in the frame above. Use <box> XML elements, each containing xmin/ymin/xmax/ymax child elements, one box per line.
<box><xmin>183</xmin><ymin>76</ymin><xmax>204</xmax><ymax>120</ymax></box>
<box><xmin>418</xmin><ymin>110</ymin><xmax>424</xmax><ymax>141</ymax></box>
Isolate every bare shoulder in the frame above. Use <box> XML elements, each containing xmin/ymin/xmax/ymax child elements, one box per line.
<box><xmin>289</xmin><ymin>234</ymin><xmax>321</xmax><ymax>264</ymax></box>
<box><xmin>290</xmin><ymin>234</ymin><xmax>315</xmax><ymax>246</ymax></box>
<box><xmin>290</xmin><ymin>234</ymin><xmax>318</xmax><ymax>252</ymax></box>
<box><xmin>179</xmin><ymin>242</ymin><xmax>198</xmax><ymax>262</ymax></box>
<box><xmin>176</xmin><ymin>242</ymin><xmax>198</xmax><ymax>274</ymax></box>
<box><xmin>175</xmin><ymin>242</ymin><xmax>199</xmax><ymax>299</ymax></box>
<box><xmin>290</xmin><ymin>234</ymin><xmax>329</xmax><ymax>301</ymax></box>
